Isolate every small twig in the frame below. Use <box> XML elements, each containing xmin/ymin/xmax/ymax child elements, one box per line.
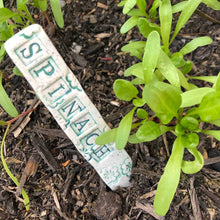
<box><xmin>63</xmin><ymin>167</ymin><xmax>80</xmax><ymax>198</ymax></box>
<box><xmin>162</xmin><ymin>133</ymin><xmax>170</xmax><ymax>157</ymax></box>
<box><xmin>54</xmin><ymin>206</ymin><xmax>73</xmax><ymax>220</ymax></box>
<box><xmin>136</xmin><ymin>201</ymin><xmax>165</xmax><ymax>220</ymax></box>
<box><xmin>73</xmin><ymin>169</ymin><xmax>97</xmax><ymax>189</ymax></box>
<box><xmin>52</xmin><ymin>186</ymin><xmax>61</xmax><ymax>210</ymax></box>
<box><xmin>195</xmin><ymin>9</ymin><xmax>220</xmax><ymax>24</ymax></box>
<box><xmin>31</xmin><ymin>134</ymin><xmax>60</xmax><ymax>172</ymax></box>
<box><xmin>200</xmin><ymin>186</ymin><xmax>220</xmax><ymax>209</ymax></box>
<box><xmin>16</xmin><ymin>153</ymin><xmax>41</xmax><ymax>197</ymax></box>
<box><xmin>204</xmin><ymin>156</ymin><xmax>220</xmax><ymax>166</ymax></box>
<box><xmin>189</xmin><ymin>177</ymin><xmax>202</xmax><ymax>220</ymax></box>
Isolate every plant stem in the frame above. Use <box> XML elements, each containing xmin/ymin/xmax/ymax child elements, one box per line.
<box><xmin>0</xmin><ymin>123</ymin><xmax>30</xmax><ymax>210</ymax></box>
<box><xmin>42</xmin><ymin>11</ymin><xmax>55</xmax><ymax>36</ymax></box>
<box><xmin>7</xmin><ymin>108</ymin><xmax>36</xmax><ymax>124</ymax></box>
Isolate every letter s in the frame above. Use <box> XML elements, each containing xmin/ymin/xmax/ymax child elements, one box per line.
<box><xmin>20</xmin><ymin>42</ymin><xmax>42</xmax><ymax>59</ymax></box>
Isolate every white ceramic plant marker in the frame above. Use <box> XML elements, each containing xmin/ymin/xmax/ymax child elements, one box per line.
<box><xmin>5</xmin><ymin>24</ymin><xmax>132</xmax><ymax>190</ymax></box>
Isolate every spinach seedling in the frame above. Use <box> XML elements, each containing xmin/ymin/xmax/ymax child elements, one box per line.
<box><xmin>96</xmin><ymin>0</ymin><xmax>220</xmax><ymax>216</ymax></box>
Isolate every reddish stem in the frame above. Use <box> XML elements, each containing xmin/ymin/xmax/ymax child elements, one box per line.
<box><xmin>7</xmin><ymin>108</ymin><xmax>36</xmax><ymax>125</ymax></box>
<box><xmin>1</xmin><ymin>71</ymin><xmax>11</xmax><ymax>81</ymax></box>
<box><xmin>146</xmin><ymin>0</ymin><xmax>154</xmax><ymax>12</ymax></box>
<box><xmin>97</xmin><ymin>57</ymin><xmax>112</xmax><ymax>61</ymax></box>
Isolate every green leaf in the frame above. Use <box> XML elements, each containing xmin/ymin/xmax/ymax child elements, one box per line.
<box><xmin>95</xmin><ymin>128</ymin><xmax>117</xmax><ymax>145</ymax></box>
<box><xmin>157</xmin><ymin>49</ymin><xmax>180</xmax><ymax>87</ymax></box>
<box><xmin>181</xmin><ymin>148</ymin><xmax>204</xmax><ymax>174</ymax></box>
<box><xmin>208</xmin><ymin>119</ymin><xmax>220</xmax><ymax>127</ymax></box>
<box><xmin>175</xmin><ymin>124</ymin><xmax>185</xmax><ymax>136</ymax></box>
<box><xmin>120</xmin><ymin>16</ymin><xmax>139</xmax><ymax>34</ymax></box>
<box><xmin>171</xmin><ymin>52</ymin><xmax>185</xmax><ymax>68</ymax></box>
<box><xmin>129</xmin><ymin>125</ymin><xmax>171</xmax><ymax>144</ymax></box>
<box><xmin>50</xmin><ymin>0</ymin><xmax>64</xmax><ymax>28</ymax></box>
<box><xmin>188</xmin><ymin>83</ymin><xmax>198</xmax><ymax>90</ymax></box>
<box><xmin>116</xmin><ymin>108</ymin><xmax>136</xmax><ymax>150</ymax></box>
<box><xmin>16</xmin><ymin>0</ymin><xmax>34</xmax><ymax>23</ymax></box>
<box><xmin>196</xmin><ymin>91</ymin><xmax>220</xmax><ymax>122</ymax></box>
<box><xmin>0</xmin><ymin>74</ymin><xmax>18</xmax><ymax>117</ymax></box>
<box><xmin>127</xmin><ymin>9</ymin><xmax>146</xmax><ymax>16</ymax></box>
<box><xmin>189</xmin><ymin>76</ymin><xmax>217</xmax><ymax>84</ymax></box>
<box><xmin>0</xmin><ymin>22</ymin><xmax>14</xmax><ymax>41</ymax></box>
<box><xmin>121</xmin><ymin>41</ymin><xmax>145</xmax><ymax>59</ymax></box>
<box><xmin>181</xmin><ymin>60</ymin><xmax>193</xmax><ymax>74</ymax></box>
<box><xmin>149</xmin><ymin>0</ymin><xmax>162</xmax><ymax>19</ymax></box>
<box><xmin>180</xmin><ymin>87</ymin><xmax>214</xmax><ymax>108</ymax></box>
<box><xmin>0</xmin><ymin>0</ymin><xmax>3</xmax><ymax>8</ymax></box>
<box><xmin>143</xmin><ymin>81</ymin><xmax>181</xmax><ymax>124</ymax></box>
<box><xmin>123</xmin><ymin>0</ymin><xmax>137</xmax><ymax>14</ymax></box>
<box><xmin>34</xmin><ymin>0</ymin><xmax>47</xmax><ymax>11</ymax></box>
<box><xmin>118</xmin><ymin>0</ymin><xmax>126</xmax><ymax>7</ymax></box>
<box><xmin>0</xmin><ymin>8</ymin><xmax>19</xmax><ymax>23</ymax></box>
<box><xmin>143</xmin><ymin>31</ymin><xmax>160</xmax><ymax>84</ymax></box>
<box><xmin>202</xmin><ymin>130</ymin><xmax>220</xmax><ymax>141</ymax></box>
<box><xmin>131</xmin><ymin>77</ymin><xmax>145</xmax><ymax>85</ymax></box>
<box><xmin>135</xmin><ymin>121</ymin><xmax>164</xmax><ymax>141</ymax></box>
<box><xmin>180</xmin><ymin>37</ymin><xmax>212</xmax><ymax>55</ymax></box>
<box><xmin>180</xmin><ymin>116</ymin><xmax>199</xmax><ymax>131</ymax></box>
<box><xmin>13</xmin><ymin>66</ymin><xmax>23</xmax><ymax>76</ymax></box>
<box><xmin>171</xmin><ymin>0</ymin><xmax>202</xmax><ymax>43</ymax></box>
<box><xmin>136</xmin><ymin>0</ymin><xmax>147</xmax><ymax>15</ymax></box>
<box><xmin>113</xmin><ymin>79</ymin><xmax>139</xmax><ymax>101</ymax></box>
<box><xmin>132</xmin><ymin>97</ymin><xmax>145</xmax><ymax>107</ymax></box>
<box><xmin>177</xmin><ymin>69</ymin><xmax>190</xmax><ymax>90</ymax></box>
<box><xmin>136</xmin><ymin>108</ymin><xmax>148</xmax><ymax>119</ymax></box>
<box><xmin>181</xmin><ymin>133</ymin><xmax>199</xmax><ymax>149</ymax></box>
<box><xmin>137</xmin><ymin>17</ymin><xmax>161</xmax><ymax>38</ymax></box>
<box><xmin>17</xmin><ymin>0</ymin><xmax>29</xmax><ymax>10</ymax></box>
<box><xmin>213</xmin><ymin>72</ymin><xmax>220</xmax><ymax>91</ymax></box>
<box><xmin>124</xmin><ymin>62</ymin><xmax>144</xmax><ymax>79</ymax></box>
<box><xmin>159</xmin><ymin>0</ymin><xmax>172</xmax><ymax>53</ymax></box>
<box><xmin>202</xmin><ymin>0</ymin><xmax>220</xmax><ymax>10</ymax></box>
<box><xmin>154</xmin><ymin>136</ymin><xmax>184</xmax><ymax>216</ymax></box>
<box><xmin>12</xmin><ymin>13</ymin><xmax>24</xmax><ymax>25</ymax></box>
<box><xmin>0</xmin><ymin>45</ymin><xmax>5</xmax><ymax>63</ymax></box>
<box><xmin>172</xmin><ymin>1</ymin><xmax>187</xmax><ymax>14</ymax></box>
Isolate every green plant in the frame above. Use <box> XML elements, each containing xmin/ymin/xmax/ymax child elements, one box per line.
<box><xmin>0</xmin><ymin>0</ymin><xmax>64</xmax><ymax>117</ymax></box>
<box><xmin>0</xmin><ymin>109</ymin><xmax>36</xmax><ymax>211</ymax></box>
<box><xmin>96</xmin><ymin>0</ymin><xmax>220</xmax><ymax>216</ymax></box>
<box><xmin>31</xmin><ymin>0</ymin><xmax>64</xmax><ymax>31</ymax></box>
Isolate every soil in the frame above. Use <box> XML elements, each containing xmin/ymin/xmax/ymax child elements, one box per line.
<box><xmin>0</xmin><ymin>0</ymin><xmax>220</xmax><ymax>219</ymax></box>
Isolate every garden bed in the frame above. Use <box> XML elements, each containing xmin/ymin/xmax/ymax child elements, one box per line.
<box><xmin>0</xmin><ymin>0</ymin><xmax>220</xmax><ymax>219</ymax></box>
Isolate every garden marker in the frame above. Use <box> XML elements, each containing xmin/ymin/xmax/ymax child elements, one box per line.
<box><xmin>5</xmin><ymin>24</ymin><xmax>132</xmax><ymax>190</ymax></box>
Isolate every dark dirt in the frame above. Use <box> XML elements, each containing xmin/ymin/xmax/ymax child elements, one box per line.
<box><xmin>0</xmin><ymin>0</ymin><xmax>220</xmax><ymax>219</ymax></box>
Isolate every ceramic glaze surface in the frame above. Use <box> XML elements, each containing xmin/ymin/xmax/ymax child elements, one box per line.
<box><xmin>5</xmin><ymin>24</ymin><xmax>132</xmax><ymax>190</ymax></box>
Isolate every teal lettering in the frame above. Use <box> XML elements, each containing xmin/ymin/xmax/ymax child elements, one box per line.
<box><xmin>86</xmin><ymin>133</ymin><xmax>98</xmax><ymax>146</ymax></box>
<box><xmin>33</xmin><ymin>61</ymin><xmax>55</xmax><ymax>77</ymax></box>
<box><xmin>91</xmin><ymin>145</ymin><xmax>111</xmax><ymax>162</ymax></box>
<box><xmin>48</xmin><ymin>84</ymin><xmax>65</xmax><ymax>97</ymax></box>
<box><xmin>74</xmin><ymin>119</ymin><xmax>89</xmax><ymax>133</ymax></box>
<box><xmin>20</xmin><ymin>42</ymin><xmax>42</xmax><ymax>59</ymax></box>
<box><xmin>61</xmin><ymin>100</ymin><xmax>84</xmax><ymax>117</ymax></box>
<box><xmin>20</xmin><ymin>32</ymin><xmax>36</xmax><ymax>39</ymax></box>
